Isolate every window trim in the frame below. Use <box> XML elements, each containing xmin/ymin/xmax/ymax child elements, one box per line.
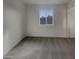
<box><xmin>39</xmin><ymin>9</ymin><xmax>54</xmax><ymax>26</ymax></box>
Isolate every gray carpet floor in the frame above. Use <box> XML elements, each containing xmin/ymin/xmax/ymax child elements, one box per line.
<box><xmin>4</xmin><ymin>37</ymin><xmax>75</xmax><ymax>59</ymax></box>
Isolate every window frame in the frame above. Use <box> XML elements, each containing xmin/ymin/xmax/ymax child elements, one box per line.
<box><xmin>39</xmin><ymin>9</ymin><xmax>54</xmax><ymax>26</ymax></box>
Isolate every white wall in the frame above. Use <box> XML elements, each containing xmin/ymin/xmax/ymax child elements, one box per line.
<box><xmin>25</xmin><ymin>4</ymin><xmax>67</xmax><ymax>37</ymax></box>
<box><xmin>3</xmin><ymin>0</ymin><xmax>25</xmax><ymax>55</ymax></box>
<box><xmin>67</xmin><ymin>0</ymin><xmax>75</xmax><ymax>38</ymax></box>
<box><xmin>3</xmin><ymin>0</ymin><xmax>75</xmax><ymax>55</ymax></box>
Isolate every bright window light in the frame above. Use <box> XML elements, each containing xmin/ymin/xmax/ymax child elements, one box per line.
<box><xmin>39</xmin><ymin>9</ymin><xmax>54</xmax><ymax>25</ymax></box>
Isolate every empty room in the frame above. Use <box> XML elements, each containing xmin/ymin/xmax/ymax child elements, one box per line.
<box><xmin>3</xmin><ymin>0</ymin><xmax>75</xmax><ymax>59</ymax></box>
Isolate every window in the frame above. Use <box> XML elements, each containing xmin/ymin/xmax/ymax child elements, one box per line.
<box><xmin>40</xmin><ymin>9</ymin><xmax>54</xmax><ymax>25</ymax></box>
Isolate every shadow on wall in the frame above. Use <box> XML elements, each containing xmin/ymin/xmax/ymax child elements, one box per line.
<box><xmin>3</xmin><ymin>0</ymin><xmax>26</xmax><ymax>55</ymax></box>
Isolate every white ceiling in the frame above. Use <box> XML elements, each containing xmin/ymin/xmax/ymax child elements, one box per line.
<box><xmin>22</xmin><ymin>0</ymin><xmax>71</xmax><ymax>4</ymax></box>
